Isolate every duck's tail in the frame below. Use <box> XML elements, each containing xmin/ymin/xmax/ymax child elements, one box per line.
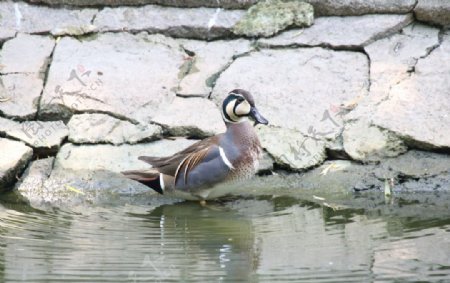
<box><xmin>121</xmin><ymin>169</ymin><xmax>164</xmax><ymax>194</ymax></box>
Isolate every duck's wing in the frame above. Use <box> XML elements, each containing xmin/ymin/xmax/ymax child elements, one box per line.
<box><xmin>137</xmin><ymin>135</ymin><xmax>222</xmax><ymax>176</ymax></box>
<box><xmin>172</xmin><ymin>144</ymin><xmax>234</xmax><ymax>191</ymax></box>
<box><xmin>123</xmin><ymin>135</ymin><xmax>233</xmax><ymax>194</ymax></box>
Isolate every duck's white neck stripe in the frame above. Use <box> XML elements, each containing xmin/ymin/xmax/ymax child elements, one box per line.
<box><xmin>159</xmin><ymin>173</ymin><xmax>165</xmax><ymax>191</ymax></box>
<box><xmin>222</xmin><ymin>111</ymin><xmax>248</xmax><ymax>124</ymax></box>
<box><xmin>219</xmin><ymin>146</ymin><xmax>235</xmax><ymax>170</ymax></box>
<box><xmin>222</xmin><ymin>113</ymin><xmax>235</xmax><ymax>123</ymax></box>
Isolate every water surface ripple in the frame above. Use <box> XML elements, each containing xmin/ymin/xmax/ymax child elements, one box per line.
<box><xmin>0</xmin><ymin>195</ymin><xmax>449</xmax><ymax>282</ymax></box>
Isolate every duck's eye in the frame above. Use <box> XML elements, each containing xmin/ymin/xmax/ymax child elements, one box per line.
<box><xmin>236</xmin><ymin>97</ymin><xmax>245</xmax><ymax>103</ymax></box>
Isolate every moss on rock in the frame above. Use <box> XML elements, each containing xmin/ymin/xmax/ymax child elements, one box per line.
<box><xmin>233</xmin><ymin>0</ymin><xmax>314</xmax><ymax>37</ymax></box>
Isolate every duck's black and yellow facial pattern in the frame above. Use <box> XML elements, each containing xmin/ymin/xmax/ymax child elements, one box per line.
<box><xmin>222</xmin><ymin>89</ymin><xmax>269</xmax><ymax>125</ymax></box>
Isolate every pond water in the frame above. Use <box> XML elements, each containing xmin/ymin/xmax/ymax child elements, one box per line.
<box><xmin>0</xmin><ymin>193</ymin><xmax>449</xmax><ymax>282</ymax></box>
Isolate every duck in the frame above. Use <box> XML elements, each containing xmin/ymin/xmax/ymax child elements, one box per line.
<box><xmin>122</xmin><ymin>89</ymin><xmax>268</xmax><ymax>200</ymax></box>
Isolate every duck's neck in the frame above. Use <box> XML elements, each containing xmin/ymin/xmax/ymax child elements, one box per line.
<box><xmin>225</xmin><ymin>119</ymin><xmax>252</xmax><ymax>131</ymax></box>
<box><xmin>224</xmin><ymin>120</ymin><xmax>258</xmax><ymax>143</ymax></box>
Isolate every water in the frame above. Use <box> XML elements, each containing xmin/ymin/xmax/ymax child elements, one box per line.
<box><xmin>0</xmin><ymin>194</ymin><xmax>449</xmax><ymax>282</ymax></box>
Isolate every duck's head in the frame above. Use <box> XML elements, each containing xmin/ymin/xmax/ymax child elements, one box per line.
<box><xmin>221</xmin><ymin>89</ymin><xmax>269</xmax><ymax>126</ymax></box>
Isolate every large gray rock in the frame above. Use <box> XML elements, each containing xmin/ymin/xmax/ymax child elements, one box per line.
<box><xmin>16</xmin><ymin>167</ymin><xmax>177</xmax><ymax>209</ymax></box>
<box><xmin>94</xmin><ymin>5</ymin><xmax>244</xmax><ymax>39</ymax></box>
<box><xmin>8</xmin><ymin>121</ymin><xmax>68</xmax><ymax>151</ymax></box>
<box><xmin>0</xmin><ymin>34</ymin><xmax>55</xmax><ymax>74</ymax></box>
<box><xmin>0</xmin><ymin>117</ymin><xmax>68</xmax><ymax>153</ymax></box>
<box><xmin>365</xmin><ymin>24</ymin><xmax>440</xmax><ymax>98</ymax></box>
<box><xmin>0</xmin><ymin>117</ymin><xmax>17</xmax><ymax>133</ymax></box>
<box><xmin>241</xmin><ymin>152</ymin><xmax>450</xmax><ymax>198</ymax></box>
<box><xmin>177</xmin><ymin>39</ymin><xmax>253</xmax><ymax>97</ymax></box>
<box><xmin>343</xmin><ymin>119</ymin><xmax>407</xmax><ymax>162</ymax></box>
<box><xmin>0</xmin><ymin>1</ymin><xmax>97</xmax><ymax>35</ymax></box>
<box><xmin>212</xmin><ymin>48</ymin><xmax>369</xmax><ymax>140</ymax></box>
<box><xmin>0</xmin><ymin>29</ymin><xmax>15</xmax><ymax>43</ymax></box>
<box><xmin>54</xmin><ymin>139</ymin><xmax>197</xmax><ymax>172</ymax></box>
<box><xmin>14</xmin><ymin>156</ymin><xmax>162</xmax><ymax>209</ymax></box>
<box><xmin>0</xmin><ymin>73</ymin><xmax>44</xmax><ymax>120</ymax></box>
<box><xmin>257</xmin><ymin>151</ymin><xmax>274</xmax><ymax>173</ymax></box>
<box><xmin>15</xmin><ymin>157</ymin><xmax>54</xmax><ymax>195</ymax></box>
<box><xmin>393</xmin><ymin>173</ymin><xmax>450</xmax><ymax>193</ymax></box>
<box><xmin>376</xmin><ymin>150</ymin><xmax>450</xmax><ymax>193</ymax></box>
<box><xmin>0</xmin><ymin>138</ymin><xmax>33</xmax><ymax>190</ymax></box>
<box><xmin>348</xmin><ymin>26</ymin><xmax>448</xmax><ymax>150</ymax></box>
<box><xmin>345</xmin><ymin>24</ymin><xmax>442</xmax><ymax>149</ymax></box>
<box><xmin>23</xmin><ymin>0</ymin><xmax>417</xmax><ymax>15</ymax></box>
<box><xmin>369</xmin><ymin>33</ymin><xmax>450</xmax><ymax>149</ymax></box>
<box><xmin>233</xmin><ymin>0</ymin><xmax>314</xmax><ymax>37</ymax></box>
<box><xmin>25</xmin><ymin>0</ymin><xmax>257</xmax><ymax>9</ymax></box>
<box><xmin>293</xmin><ymin>160</ymin><xmax>381</xmax><ymax>193</ymax></box>
<box><xmin>304</xmin><ymin>0</ymin><xmax>416</xmax><ymax>16</ymax></box>
<box><xmin>274</xmin><ymin>150</ymin><xmax>450</xmax><ymax>195</ymax></box>
<box><xmin>68</xmin><ymin>113</ymin><xmax>162</xmax><ymax>145</ymax></box>
<box><xmin>152</xmin><ymin>97</ymin><xmax>225</xmax><ymax>138</ymax></box>
<box><xmin>39</xmin><ymin>33</ymin><xmax>186</xmax><ymax>123</ymax></box>
<box><xmin>415</xmin><ymin>0</ymin><xmax>450</xmax><ymax>27</ymax></box>
<box><xmin>14</xmin><ymin>154</ymin><xmax>179</xmax><ymax>209</ymax></box>
<box><xmin>257</xmin><ymin>126</ymin><xmax>326</xmax><ymax>170</ymax></box>
<box><xmin>376</xmin><ymin>150</ymin><xmax>450</xmax><ymax>179</ymax></box>
<box><xmin>259</xmin><ymin>14</ymin><xmax>413</xmax><ymax>49</ymax></box>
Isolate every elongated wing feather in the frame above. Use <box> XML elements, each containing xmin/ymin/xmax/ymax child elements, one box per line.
<box><xmin>121</xmin><ymin>169</ymin><xmax>159</xmax><ymax>181</ymax></box>
<box><xmin>138</xmin><ymin>156</ymin><xmax>162</xmax><ymax>164</ymax></box>
<box><xmin>137</xmin><ymin>135</ymin><xmax>222</xmax><ymax>176</ymax></box>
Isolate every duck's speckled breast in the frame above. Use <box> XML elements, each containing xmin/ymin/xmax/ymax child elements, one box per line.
<box><xmin>224</xmin><ymin>121</ymin><xmax>263</xmax><ymax>181</ymax></box>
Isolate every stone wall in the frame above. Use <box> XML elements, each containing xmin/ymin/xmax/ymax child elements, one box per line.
<box><xmin>1</xmin><ymin>0</ymin><xmax>450</xmax><ymax>207</ymax></box>
<box><xmin>22</xmin><ymin>0</ymin><xmax>450</xmax><ymax>25</ymax></box>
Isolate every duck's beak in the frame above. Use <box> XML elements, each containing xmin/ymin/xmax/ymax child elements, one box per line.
<box><xmin>250</xmin><ymin>106</ymin><xmax>269</xmax><ymax>126</ymax></box>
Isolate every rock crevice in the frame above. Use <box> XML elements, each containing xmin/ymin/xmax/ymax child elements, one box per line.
<box><xmin>36</xmin><ymin>34</ymin><xmax>57</xmax><ymax>120</ymax></box>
